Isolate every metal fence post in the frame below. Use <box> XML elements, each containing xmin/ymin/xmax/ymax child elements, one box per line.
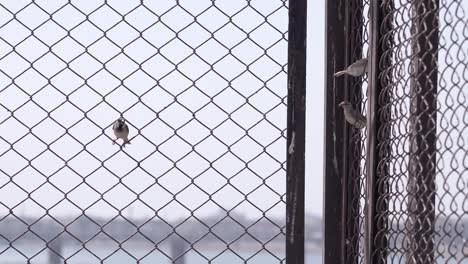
<box><xmin>286</xmin><ymin>0</ymin><xmax>307</xmax><ymax>263</ymax></box>
<box><xmin>324</xmin><ymin>0</ymin><xmax>367</xmax><ymax>262</ymax></box>
<box><xmin>323</xmin><ymin>0</ymin><xmax>348</xmax><ymax>263</ymax></box>
<box><xmin>406</xmin><ymin>0</ymin><xmax>439</xmax><ymax>263</ymax></box>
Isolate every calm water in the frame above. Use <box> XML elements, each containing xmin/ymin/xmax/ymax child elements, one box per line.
<box><xmin>1</xmin><ymin>244</ymin><xmax>322</xmax><ymax>263</ymax></box>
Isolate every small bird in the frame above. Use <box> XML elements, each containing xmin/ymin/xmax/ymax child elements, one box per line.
<box><xmin>334</xmin><ymin>58</ymin><xmax>368</xmax><ymax>77</ymax></box>
<box><xmin>112</xmin><ymin>117</ymin><xmax>131</xmax><ymax>147</ymax></box>
<box><xmin>339</xmin><ymin>101</ymin><xmax>367</xmax><ymax>129</ymax></box>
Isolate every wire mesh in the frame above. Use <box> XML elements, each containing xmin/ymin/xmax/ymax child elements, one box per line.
<box><xmin>326</xmin><ymin>0</ymin><xmax>467</xmax><ymax>263</ymax></box>
<box><xmin>373</xmin><ymin>0</ymin><xmax>467</xmax><ymax>263</ymax></box>
<box><xmin>0</xmin><ymin>1</ymin><xmax>289</xmax><ymax>263</ymax></box>
<box><xmin>339</xmin><ymin>1</ymin><xmax>370</xmax><ymax>263</ymax></box>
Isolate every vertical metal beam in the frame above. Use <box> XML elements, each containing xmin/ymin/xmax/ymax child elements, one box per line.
<box><xmin>406</xmin><ymin>0</ymin><xmax>439</xmax><ymax>263</ymax></box>
<box><xmin>286</xmin><ymin>0</ymin><xmax>307</xmax><ymax>263</ymax></box>
<box><xmin>366</xmin><ymin>0</ymin><xmax>393</xmax><ymax>263</ymax></box>
<box><xmin>323</xmin><ymin>0</ymin><xmax>347</xmax><ymax>263</ymax></box>
<box><xmin>324</xmin><ymin>0</ymin><xmax>367</xmax><ymax>262</ymax></box>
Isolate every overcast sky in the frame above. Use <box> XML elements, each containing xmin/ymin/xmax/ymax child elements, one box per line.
<box><xmin>0</xmin><ymin>0</ymin><xmax>326</xmax><ymax>222</ymax></box>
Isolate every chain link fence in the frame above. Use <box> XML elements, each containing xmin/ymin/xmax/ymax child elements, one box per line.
<box><xmin>344</xmin><ymin>1</ymin><xmax>369</xmax><ymax>263</ymax></box>
<box><xmin>0</xmin><ymin>0</ymin><xmax>294</xmax><ymax>263</ymax></box>
<box><xmin>372</xmin><ymin>0</ymin><xmax>467</xmax><ymax>263</ymax></box>
<box><xmin>325</xmin><ymin>0</ymin><xmax>467</xmax><ymax>263</ymax></box>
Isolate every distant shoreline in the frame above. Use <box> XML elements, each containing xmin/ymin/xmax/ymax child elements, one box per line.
<box><xmin>0</xmin><ymin>240</ymin><xmax>322</xmax><ymax>254</ymax></box>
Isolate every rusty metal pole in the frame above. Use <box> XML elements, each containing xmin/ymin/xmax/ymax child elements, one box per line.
<box><xmin>286</xmin><ymin>0</ymin><xmax>307</xmax><ymax>263</ymax></box>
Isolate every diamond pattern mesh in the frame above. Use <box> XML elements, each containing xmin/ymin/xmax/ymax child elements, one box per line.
<box><xmin>0</xmin><ymin>1</ymin><xmax>289</xmax><ymax>263</ymax></box>
<box><xmin>373</xmin><ymin>0</ymin><xmax>467</xmax><ymax>263</ymax></box>
<box><xmin>328</xmin><ymin>0</ymin><xmax>468</xmax><ymax>263</ymax></box>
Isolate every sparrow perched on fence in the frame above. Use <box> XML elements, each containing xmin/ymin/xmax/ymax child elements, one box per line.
<box><xmin>334</xmin><ymin>58</ymin><xmax>368</xmax><ymax>77</ymax></box>
<box><xmin>339</xmin><ymin>101</ymin><xmax>367</xmax><ymax>129</ymax></box>
<box><xmin>112</xmin><ymin>117</ymin><xmax>131</xmax><ymax>147</ymax></box>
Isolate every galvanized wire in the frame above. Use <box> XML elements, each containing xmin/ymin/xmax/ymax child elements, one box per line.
<box><xmin>0</xmin><ymin>0</ymin><xmax>289</xmax><ymax>263</ymax></box>
<box><xmin>337</xmin><ymin>0</ymin><xmax>467</xmax><ymax>263</ymax></box>
<box><xmin>330</xmin><ymin>0</ymin><xmax>467</xmax><ymax>263</ymax></box>
<box><xmin>373</xmin><ymin>0</ymin><xmax>467</xmax><ymax>263</ymax></box>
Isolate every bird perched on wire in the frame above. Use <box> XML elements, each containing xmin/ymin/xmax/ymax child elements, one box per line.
<box><xmin>112</xmin><ymin>117</ymin><xmax>131</xmax><ymax>147</ymax></box>
<box><xmin>334</xmin><ymin>58</ymin><xmax>368</xmax><ymax>77</ymax></box>
<box><xmin>339</xmin><ymin>101</ymin><xmax>367</xmax><ymax>129</ymax></box>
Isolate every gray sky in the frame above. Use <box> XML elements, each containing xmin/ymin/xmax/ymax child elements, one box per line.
<box><xmin>305</xmin><ymin>1</ymin><xmax>325</xmax><ymax>216</ymax></box>
<box><xmin>0</xmin><ymin>0</ymin><xmax>326</xmax><ymax>221</ymax></box>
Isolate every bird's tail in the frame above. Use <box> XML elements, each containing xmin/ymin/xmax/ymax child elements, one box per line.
<box><xmin>334</xmin><ymin>70</ymin><xmax>347</xmax><ymax>77</ymax></box>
